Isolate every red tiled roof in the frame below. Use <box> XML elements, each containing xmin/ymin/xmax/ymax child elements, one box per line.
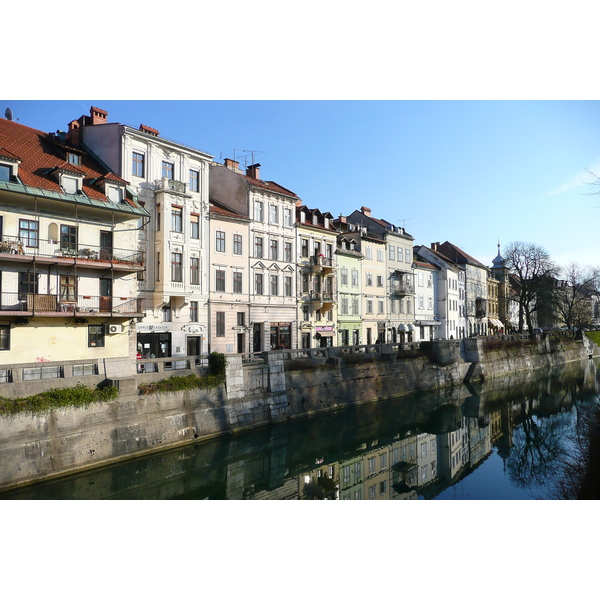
<box><xmin>436</xmin><ymin>241</ymin><xmax>486</xmax><ymax>269</ymax></box>
<box><xmin>0</xmin><ymin>117</ymin><xmax>134</xmax><ymax>206</ymax></box>
<box><xmin>244</xmin><ymin>174</ymin><xmax>299</xmax><ymax>199</ymax></box>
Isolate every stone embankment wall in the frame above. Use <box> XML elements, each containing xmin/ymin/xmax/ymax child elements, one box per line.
<box><xmin>0</xmin><ymin>336</ymin><xmax>596</xmax><ymax>492</ymax></box>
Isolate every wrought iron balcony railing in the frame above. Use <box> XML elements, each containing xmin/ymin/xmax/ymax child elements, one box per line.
<box><xmin>0</xmin><ymin>234</ymin><xmax>144</xmax><ymax>267</ymax></box>
<box><xmin>0</xmin><ymin>292</ymin><xmax>144</xmax><ymax>316</ymax></box>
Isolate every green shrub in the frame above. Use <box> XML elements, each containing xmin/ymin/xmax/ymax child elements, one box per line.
<box><xmin>0</xmin><ymin>383</ymin><xmax>118</xmax><ymax>417</ymax></box>
<box><xmin>138</xmin><ymin>372</ymin><xmax>225</xmax><ymax>396</ymax></box>
<box><xmin>208</xmin><ymin>352</ymin><xmax>226</xmax><ymax>376</ymax></box>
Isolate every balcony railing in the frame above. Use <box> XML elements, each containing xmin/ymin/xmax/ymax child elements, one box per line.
<box><xmin>390</xmin><ymin>282</ymin><xmax>415</xmax><ymax>295</ymax></box>
<box><xmin>156</xmin><ymin>178</ymin><xmax>187</xmax><ymax>194</ymax></box>
<box><xmin>0</xmin><ymin>234</ymin><xmax>144</xmax><ymax>267</ymax></box>
<box><xmin>310</xmin><ymin>255</ymin><xmax>335</xmax><ymax>271</ymax></box>
<box><xmin>0</xmin><ymin>292</ymin><xmax>144</xmax><ymax>316</ymax></box>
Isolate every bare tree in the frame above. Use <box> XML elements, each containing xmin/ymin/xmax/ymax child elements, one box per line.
<box><xmin>504</xmin><ymin>241</ymin><xmax>559</xmax><ymax>334</ymax></box>
<box><xmin>552</xmin><ymin>263</ymin><xmax>600</xmax><ymax>332</ymax></box>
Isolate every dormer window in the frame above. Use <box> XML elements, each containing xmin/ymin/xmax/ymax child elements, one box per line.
<box><xmin>67</xmin><ymin>152</ymin><xmax>81</xmax><ymax>166</ymax></box>
<box><xmin>0</xmin><ymin>164</ymin><xmax>11</xmax><ymax>182</ymax></box>
<box><xmin>312</xmin><ymin>214</ymin><xmax>318</xmax><ymax>226</ymax></box>
<box><xmin>62</xmin><ymin>175</ymin><xmax>80</xmax><ymax>194</ymax></box>
<box><xmin>107</xmin><ymin>185</ymin><xmax>124</xmax><ymax>203</ymax></box>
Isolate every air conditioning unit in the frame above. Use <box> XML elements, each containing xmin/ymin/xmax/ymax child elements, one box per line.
<box><xmin>108</xmin><ymin>324</ymin><xmax>124</xmax><ymax>334</ymax></box>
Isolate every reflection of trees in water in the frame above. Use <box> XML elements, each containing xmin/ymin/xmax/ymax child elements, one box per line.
<box><xmin>506</xmin><ymin>398</ymin><xmax>576</xmax><ymax>494</ymax></box>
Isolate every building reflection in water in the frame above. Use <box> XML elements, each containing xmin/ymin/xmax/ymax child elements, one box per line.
<box><xmin>2</xmin><ymin>358</ymin><xmax>599</xmax><ymax>500</ymax></box>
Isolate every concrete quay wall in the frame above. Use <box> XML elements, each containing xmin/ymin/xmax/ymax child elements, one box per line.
<box><xmin>0</xmin><ymin>337</ymin><xmax>595</xmax><ymax>492</ymax></box>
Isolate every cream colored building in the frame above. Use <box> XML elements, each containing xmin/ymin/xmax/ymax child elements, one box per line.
<box><xmin>210</xmin><ymin>160</ymin><xmax>298</xmax><ymax>351</ymax></box>
<box><xmin>208</xmin><ymin>202</ymin><xmax>251</xmax><ymax>354</ymax></box>
<box><xmin>296</xmin><ymin>206</ymin><xmax>338</xmax><ymax>348</ymax></box>
<box><xmin>0</xmin><ymin>114</ymin><xmax>147</xmax><ymax>367</ymax></box>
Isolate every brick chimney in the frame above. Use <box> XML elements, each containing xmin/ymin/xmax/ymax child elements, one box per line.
<box><xmin>66</xmin><ymin>119</ymin><xmax>82</xmax><ymax>145</ymax></box>
<box><xmin>246</xmin><ymin>163</ymin><xmax>261</xmax><ymax>180</ymax></box>
<box><xmin>139</xmin><ymin>124</ymin><xmax>159</xmax><ymax>136</ymax></box>
<box><xmin>431</xmin><ymin>242</ymin><xmax>439</xmax><ymax>251</ymax></box>
<box><xmin>361</xmin><ymin>206</ymin><xmax>372</xmax><ymax>217</ymax></box>
<box><xmin>224</xmin><ymin>158</ymin><xmax>240</xmax><ymax>171</ymax></box>
<box><xmin>90</xmin><ymin>106</ymin><xmax>108</xmax><ymax>125</ymax></box>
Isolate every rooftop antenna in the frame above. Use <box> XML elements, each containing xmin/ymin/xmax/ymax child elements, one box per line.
<box><xmin>234</xmin><ymin>148</ymin><xmax>265</xmax><ymax>167</ymax></box>
<box><xmin>398</xmin><ymin>218</ymin><xmax>413</xmax><ymax>229</ymax></box>
<box><xmin>5</xmin><ymin>107</ymin><xmax>13</xmax><ymax>121</ymax></box>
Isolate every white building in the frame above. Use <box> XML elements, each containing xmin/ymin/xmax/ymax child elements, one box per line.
<box><xmin>412</xmin><ymin>253</ymin><xmax>440</xmax><ymax>341</ymax></box>
<box><xmin>70</xmin><ymin>107</ymin><xmax>213</xmax><ymax>359</ymax></box>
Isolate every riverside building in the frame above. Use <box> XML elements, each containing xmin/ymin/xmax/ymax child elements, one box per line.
<box><xmin>0</xmin><ymin>113</ymin><xmax>148</xmax><ymax>369</ymax></box>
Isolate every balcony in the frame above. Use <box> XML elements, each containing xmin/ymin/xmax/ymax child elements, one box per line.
<box><xmin>310</xmin><ymin>255</ymin><xmax>335</xmax><ymax>273</ymax></box>
<box><xmin>390</xmin><ymin>281</ymin><xmax>415</xmax><ymax>295</ymax></box>
<box><xmin>0</xmin><ymin>292</ymin><xmax>144</xmax><ymax>318</ymax></box>
<box><xmin>308</xmin><ymin>292</ymin><xmax>336</xmax><ymax>308</ymax></box>
<box><xmin>155</xmin><ymin>178</ymin><xmax>188</xmax><ymax>196</ymax></box>
<box><xmin>0</xmin><ymin>235</ymin><xmax>145</xmax><ymax>271</ymax></box>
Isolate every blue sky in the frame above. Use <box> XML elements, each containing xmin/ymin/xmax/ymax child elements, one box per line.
<box><xmin>3</xmin><ymin>99</ymin><xmax>599</xmax><ymax>270</ymax></box>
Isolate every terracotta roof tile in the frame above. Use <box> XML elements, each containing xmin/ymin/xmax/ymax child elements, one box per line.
<box><xmin>0</xmin><ymin>117</ymin><xmax>139</xmax><ymax>210</ymax></box>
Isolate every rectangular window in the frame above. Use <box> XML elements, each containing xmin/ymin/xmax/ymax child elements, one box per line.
<box><xmin>269</xmin><ymin>204</ymin><xmax>278</xmax><ymax>224</ymax></box>
<box><xmin>171</xmin><ymin>206</ymin><xmax>182</xmax><ymax>232</ymax></box>
<box><xmin>366</xmin><ymin>299</ymin><xmax>373</xmax><ymax>314</ymax></box>
<box><xmin>376</xmin><ymin>275</ymin><xmax>383</xmax><ymax>287</ymax></box>
<box><xmin>341</xmin><ymin>268</ymin><xmax>348</xmax><ymax>286</ymax></box>
<box><xmin>88</xmin><ymin>324</ymin><xmax>105</xmax><ymax>347</ymax></box>
<box><xmin>0</xmin><ymin>324</ymin><xmax>10</xmax><ymax>350</ymax></box>
<box><xmin>190</xmin><ymin>214</ymin><xmax>199</xmax><ymax>239</ymax></box>
<box><xmin>215</xmin><ymin>230</ymin><xmax>226</xmax><ymax>253</ymax></box>
<box><xmin>377</xmin><ymin>248</ymin><xmax>383</xmax><ymax>262</ymax></box>
<box><xmin>270</xmin><ymin>274</ymin><xmax>278</xmax><ymax>296</ymax></box>
<box><xmin>162</xmin><ymin>161</ymin><xmax>174</xmax><ymax>180</ymax></box>
<box><xmin>284</xmin><ymin>207</ymin><xmax>292</xmax><ymax>227</ymax></box>
<box><xmin>302</xmin><ymin>273</ymin><xmax>309</xmax><ymax>293</ymax></box>
<box><xmin>189</xmin><ymin>169</ymin><xmax>199</xmax><ymax>192</ymax></box>
<box><xmin>389</xmin><ymin>245</ymin><xmax>395</xmax><ymax>261</ymax></box>
<box><xmin>0</xmin><ymin>165</ymin><xmax>12</xmax><ymax>182</ymax></box>
<box><xmin>369</xmin><ymin>457</ymin><xmax>376</xmax><ymax>474</ymax></box>
<box><xmin>233</xmin><ymin>271</ymin><xmax>243</xmax><ymax>293</ymax></box>
<box><xmin>366</xmin><ymin>273</ymin><xmax>373</xmax><ymax>286</ymax></box>
<box><xmin>270</xmin><ymin>239</ymin><xmax>278</xmax><ymax>260</ymax></box>
<box><xmin>284</xmin><ymin>242</ymin><xmax>292</xmax><ymax>262</ymax></box>
<box><xmin>406</xmin><ymin>249</ymin><xmax>411</xmax><ymax>263</ymax></box>
<box><xmin>237</xmin><ymin>312</ymin><xmax>245</xmax><ymax>326</ymax></box>
<box><xmin>352</xmin><ymin>270</ymin><xmax>359</xmax><ymax>287</ymax></box>
<box><xmin>18</xmin><ymin>272</ymin><xmax>37</xmax><ymax>301</ymax></box>
<box><xmin>190</xmin><ymin>257</ymin><xmax>200</xmax><ymax>285</ymax></box>
<box><xmin>190</xmin><ymin>301</ymin><xmax>198</xmax><ymax>322</ymax></box>
<box><xmin>284</xmin><ymin>276</ymin><xmax>292</xmax><ymax>296</ymax></box>
<box><xmin>171</xmin><ymin>253</ymin><xmax>182</xmax><ymax>282</ymax></box>
<box><xmin>233</xmin><ymin>234</ymin><xmax>243</xmax><ymax>255</ymax></box>
<box><xmin>301</xmin><ymin>238</ymin><xmax>309</xmax><ymax>258</ymax></box>
<box><xmin>366</xmin><ymin>247</ymin><xmax>372</xmax><ymax>260</ymax></box>
<box><xmin>60</xmin><ymin>275</ymin><xmax>77</xmax><ymax>301</ymax></box>
<box><xmin>216</xmin><ymin>312</ymin><xmax>225</xmax><ymax>337</ymax></box>
<box><xmin>352</xmin><ymin>297</ymin><xmax>359</xmax><ymax>315</ymax></box>
<box><xmin>254</xmin><ymin>200</ymin><xmax>264</xmax><ymax>222</ymax></box>
<box><xmin>254</xmin><ymin>236</ymin><xmax>263</xmax><ymax>258</ymax></box>
<box><xmin>19</xmin><ymin>219</ymin><xmax>38</xmax><ymax>248</ymax></box>
<box><xmin>378</xmin><ymin>300</ymin><xmax>384</xmax><ymax>314</ymax></box>
<box><xmin>341</xmin><ymin>297</ymin><xmax>348</xmax><ymax>314</ymax></box>
<box><xmin>60</xmin><ymin>224</ymin><xmax>77</xmax><ymax>251</ymax></box>
<box><xmin>216</xmin><ymin>269</ymin><xmax>226</xmax><ymax>292</ymax></box>
<box><xmin>132</xmin><ymin>152</ymin><xmax>144</xmax><ymax>177</ymax></box>
<box><xmin>254</xmin><ymin>273</ymin><xmax>263</xmax><ymax>295</ymax></box>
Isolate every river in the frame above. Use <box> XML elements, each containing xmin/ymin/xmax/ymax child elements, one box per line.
<box><xmin>2</xmin><ymin>358</ymin><xmax>599</xmax><ymax>500</ymax></box>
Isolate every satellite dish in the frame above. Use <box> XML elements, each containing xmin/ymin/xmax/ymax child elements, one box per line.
<box><xmin>5</xmin><ymin>108</ymin><xmax>13</xmax><ymax>121</ymax></box>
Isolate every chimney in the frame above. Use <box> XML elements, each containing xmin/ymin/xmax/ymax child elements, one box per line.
<box><xmin>361</xmin><ymin>206</ymin><xmax>372</xmax><ymax>217</ymax></box>
<box><xmin>66</xmin><ymin>119</ymin><xmax>81</xmax><ymax>145</ymax></box>
<box><xmin>431</xmin><ymin>242</ymin><xmax>439</xmax><ymax>251</ymax></box>
<box><xmin>224</xmin><ymin>158</ymin><xmax>240</xmax><ymax>171</ymax></box>
<box><xmin>139</xmin><ymin>124</ymin><xmax>159</xmax><ymax>136</ymax></box>
<box><xmin>90</xmin><ymin>106</ymin><xmax>108</xmax><ymax>125</ymax></box>
<box><xmin>246</xmin><ymin>163</ymin><xmax>261</xmax><ymax>180</ymax></box>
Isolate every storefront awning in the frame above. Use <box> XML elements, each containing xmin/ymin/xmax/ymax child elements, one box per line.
<box><xmin>398</xmin><ymin>324</ymin><xmax>408</xmax><ymax>331</ymax></box>
<box><xmin>316</xmin><ymin>331</ymin><xmax>334</xmax><ymax>337</ymax></box>
<box><xmin>488</xmin><ymin>318</ymin><xmax>503</xmax><ymax>327</ymax></box>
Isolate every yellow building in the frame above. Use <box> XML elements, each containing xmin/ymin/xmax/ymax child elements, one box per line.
<box><xmin>0</xmin><ymin>114</ymin><xmax>148</xmax><ymax>367</ymax></box>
